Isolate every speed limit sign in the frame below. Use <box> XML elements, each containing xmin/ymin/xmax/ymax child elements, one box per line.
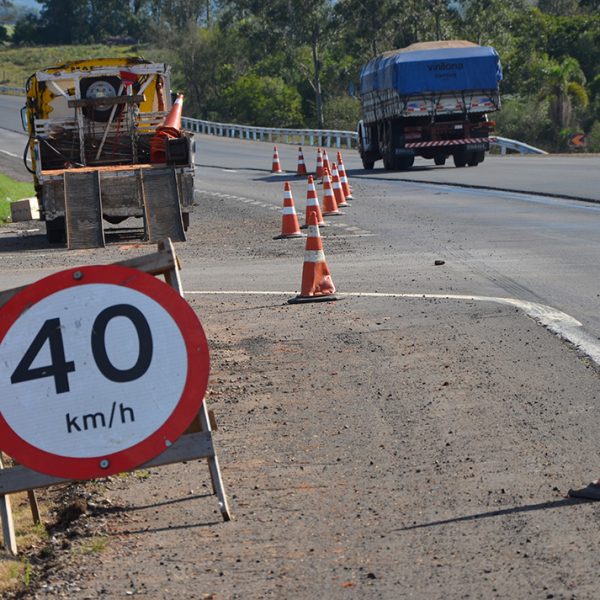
<box><xmin>0</xmin><ymin>265</ymin><xmax>210</xmax><ymax>479</ymax></box>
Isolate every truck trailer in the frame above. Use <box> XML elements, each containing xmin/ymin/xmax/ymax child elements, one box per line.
<box><xmin>22</xmin><ymin>57</ymin><xmax>194</xmax><ymax>247</ymax></box>
<box><xmin>357</xmin><ymin>40</ymin><xmax>502</xmax><ymax>170</ymax></box>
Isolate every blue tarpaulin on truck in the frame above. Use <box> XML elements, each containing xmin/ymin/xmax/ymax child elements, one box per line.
<box><xmin>360</xmin><ymin>45</ymin><xmax>502</xmax><ymax>96</ymax></box>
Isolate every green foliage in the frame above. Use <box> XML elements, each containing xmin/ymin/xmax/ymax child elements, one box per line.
<box><xmin>323</xmin><ymin>95</ymin><xmax>361</xmax><ymax>131</ymax></box>
<box><xmin>224</xmin><ymin>73</ymin><xmax>303</xmax><ymax>127</ymax></box>
<box><xmin>495</xmin><ymin>94</ymin><xmax>554</xmax><ymax>151</ymax></box>
<box><xmin>2</xmin><ymin>0</ymin><xmax>600</xmax><ymax>151</ymax></box>
<box><xmin>587</xmin><ymin>121</ymin><xmax>600</xmax><ymax>152</ymax></box>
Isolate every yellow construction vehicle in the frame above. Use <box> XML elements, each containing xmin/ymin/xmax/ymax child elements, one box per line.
<box><xmin>22</xmin><ymin>57</ymin><xmax>194</xmax><ymax>248</ymax></box>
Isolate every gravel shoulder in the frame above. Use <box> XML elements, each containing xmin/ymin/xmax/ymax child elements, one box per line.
<box><xmin>14</xmin><ymin>293</ymin><xmax>600</xmax><ymax>600</ymax></box>
<box><xmin>0</xmin><ymin>154</ymin><xmax>599</xmax><ymax>599</ymax></box>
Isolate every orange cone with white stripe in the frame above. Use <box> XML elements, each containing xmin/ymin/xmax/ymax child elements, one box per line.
<box><xmin>321</xmin><ymin>169</ymin><xmax>342</xmax><ymax>216</ymax></box>
<box><xmin>337</xmin><ymin>157</ymin><xmax>354</xmax><ymax>201</ymax></box>
<box><xmin>296</xmin><ymin>147</ymin><xmax>307</xmax><ymax>176</ymax></box>
<box><xmin>302</xmin><ymin>175</ymin><xmax>326</xmax><ymax>228</ymax></box>
<box><xmin>272</xmin><ymin>146</ymin><xmax>283</xmax><ymax>173</ymax></box>
<box><xmin>331</xmin><ymin>164</ymin><xmax>349</xmax><ymax>208</ymax></box>
<box><xmin>274</xmin><ymin>182</ymin><xmax>304</xmax><ymax>239</ymax></box>
<box><xmin>322</xmin><ymin>149</ymin><xmax>331</xmax><ymax>177</ymax></box>
<box><xmin>288</xmin><ymin>211</ymin><xmax>337</xmax><ymax>304</ymax></box>
<box><xmin>315</xmin><ymin>148</ymin><xmax>324</xmax><ymax>181</ymax></box>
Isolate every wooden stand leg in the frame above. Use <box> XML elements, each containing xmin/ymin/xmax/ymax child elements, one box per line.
<box><xmin>27</xmin><ymin>491</ymin><xmax>41</xmax><ymax>525</ymax></box>
<box><xmin>199</xmin><ymin>403</ymin><xmax>232</xmax><ymax>522</ymax></box>
<box><xmin>0</xmin><ymin>455</ymin><xmax>17</xmax><ymax>555</ymax></box>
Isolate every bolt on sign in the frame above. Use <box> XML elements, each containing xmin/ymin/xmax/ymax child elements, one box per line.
<box><xmin>0</xmin><ymin>264</ymin><xmax>210</xmax><ymax>480</ymax></box>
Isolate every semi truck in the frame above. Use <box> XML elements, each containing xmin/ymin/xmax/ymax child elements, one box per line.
<box><xmin>22</xmin><ymin>57</ymin><xmax>194</xmax><ymax>247</ymax></box>
<box><xmin>357</xmin><ymin>40</ymin><xmax>502</xmax><ymax>170</ymax></box>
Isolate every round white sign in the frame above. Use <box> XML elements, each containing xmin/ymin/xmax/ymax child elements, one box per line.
<box><xmin>0</xmin><ymin>266</ymin><xmax>209</xmax><ymax>479</ymax></box>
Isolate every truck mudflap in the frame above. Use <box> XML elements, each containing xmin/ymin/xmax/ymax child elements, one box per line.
<box><xmin>405</xmin><ymin>136</ymin><xmax>494</xmax><ymax>149</ymax></box>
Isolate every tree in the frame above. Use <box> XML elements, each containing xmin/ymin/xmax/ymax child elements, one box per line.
<box><xmin>224</xmin><ymin>73</ymin><xmax>303</xmax><ymax>126</ymax></box>
<box><xmin>453</xmin><ymin>0</ymin><xmax>528</xmax><ymax>48</ymax></box>
<box><xmin>537</xmin><ymin>55</ymin><xmax>589</xmax><ymax>130</ymax></box>
<box><xmin>334</xmin><ymin>0</ymin><xmax>400</xmax><ymax>58</ymax></box>
<box><xmin>37</xmin><ymin>0</ymin><xmax>92</xmax><ymax>44</ymax></box>
<box><xmin>537</xmin><ymin>0</ymin><xmax>581</xmax><ymax>15</ymax></box>
<box><xmin>219</xmin><ymin>0</ymin><xmax>333</xmax><ymax>128</ymax></box>
<box><xmin>11</xmin><ymin>13</ymin><xmax>44</xmax><ymax>45</ymax></box>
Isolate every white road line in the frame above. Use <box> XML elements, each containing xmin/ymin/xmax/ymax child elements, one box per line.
<box><xmin>184</xmin><ymin>290</ymin><xmax>600</xmax><ymax>366</ymax></box>
<box><xmin>326</xmin><ymin>233</ymin><xmax>376</xmax><ymax>238</ymax></box>
<box><xmin>195</xmin><ymin>189</ymin><xmax>372</xmax><ymax>236</ymax></box>
<box><xmin>0</xmin><ymin>149</ymin><xmax>18</xmax><ymax>158</ymax></box>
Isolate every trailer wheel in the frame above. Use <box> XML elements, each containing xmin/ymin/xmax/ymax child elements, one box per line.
<box><xmin>467</xmin><ymin>155</ymin><xmax>479</xmax><ymax>167</ymax></box>
<box><xmin>434</xmin><ymin>155</ymin><xmax>446</xmax><ymax>166</ymax></box>
<box><xmin>46</xmin><ymin>217</ymin><xmax>66</xmax><ymax>244</ymax></box>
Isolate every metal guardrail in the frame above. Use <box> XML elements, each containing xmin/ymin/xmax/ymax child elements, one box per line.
<box><xmin>0</xmin><ymin>90</ymin><xmax>547</xmax><ymax>155</ymax></box>
<box><xmin>0</xmin><ymin>86</ymin><xmax>25</xmax><ymax>96</ymax></box>
<box><xmin>181</xmin><ymin>117</ymin><xmax>357</xmax><ymax>149</ymax></box>
<box><xmin>494</xmin><ymin>136</ymin><xmax>547</xmax><ymax>155</ymax></box>
<box><xmin>181</xmin><ymin>116</ymin><xmax>547</xmax><ymax>155</ymax></box>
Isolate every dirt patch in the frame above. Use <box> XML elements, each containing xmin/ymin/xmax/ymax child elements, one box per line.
<box><xmin>5</xmin><ymin>293</ymin><xmax>599</xmax><ymax>599</ymax></box>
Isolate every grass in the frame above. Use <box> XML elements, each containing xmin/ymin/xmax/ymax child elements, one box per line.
<box><xmin>0</xmin><ymin>488</ymin><xmax>50</xmax><ymax>596</ymax></box>
<box><xmin>0</xmin><ymin>44</ymin><xmax>148</xmax><ymax>88</ymax></box>
<box><xmin>0</xmin><ymin>172</ymin><xmax>35</xmax><ymax>222</ymax></box>
<box><xmin>80</xmin><ymin>536</ymin><xmax>109</xmax><ymax>555</ymax></box>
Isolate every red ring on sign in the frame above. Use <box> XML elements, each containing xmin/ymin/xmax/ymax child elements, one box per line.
<box><xmin>0</xmin><ymin>265</ymin><xmax>209</xmax><ymax>479</ymax></box>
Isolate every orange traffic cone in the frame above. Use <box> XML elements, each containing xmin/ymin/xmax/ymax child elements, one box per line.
<box><xmin>296</xmin><ymin>147</ymin><xmax>308</xmax><ymax>176</ymax></box>
<box><xmin>272</xmin><ymin>146</ymin><xmax>283</xmax><ymax>173</ymax></box>
<box><xmin>302</xmin><ymin>175</ymin><xmax>326</xmax><ymax>229</ymax></box>
<box><xmin>321</xmin><ymin>170</ymin><xmax>342</xmax><ymax>216</ymax></box>
<box><xmin>274</xmin><ymin>182</ymin><xmax>304</xmax><ymax>239</ymax></box>
<box><xmin>322</xmin><ymin>149</ymin><xmax>331</xmax><ymax>177</ymax></box>
<box><xmin>331</xmin><ymin>164</ymin><xmax>349</xmax><ymax>208</ymax></box>
<box><xmin>315</xmin><ymin>148</ymin><xmax>324</xmax><ymax>181</ymax></box>
<box><xmin>150</xmin><ymin>93</ymin><xmax>184</xmax><ymax>163</ymax></box>
<box><xmin>337</xmin><ymin>159</ymin><xmax>354</xmax><ymax>202</ymax></box>
<box><xmin>288</xmin><ymin>211</ymin><xmax>337</xmax><ymax>304</ymax></box>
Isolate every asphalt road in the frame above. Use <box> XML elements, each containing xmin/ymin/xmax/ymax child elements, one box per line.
<box><xmin>2</xmin><ymin>95</ymin><xmax>600</xmax><ymax>599</ymax></box>
<box><xmin>0</xmin><ymin>93</ymin><xmax>599</xmax><ymax>355</ymax></box>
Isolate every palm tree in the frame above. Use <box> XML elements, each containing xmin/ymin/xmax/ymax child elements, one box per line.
<box><xmin>539</xmin><ymin>56</ymin><xmax>589</xmax><ymax>130</ymax></box>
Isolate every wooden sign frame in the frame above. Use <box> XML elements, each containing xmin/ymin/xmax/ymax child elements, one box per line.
<box><xmin>0</xmin><ymin>239</ymin><xmax>231</xmax><ymax>555</ymax></box>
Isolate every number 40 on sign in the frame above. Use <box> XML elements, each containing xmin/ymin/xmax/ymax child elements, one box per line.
<box><xmin>0</xmin><ymin>265</ymin><xmax>210</xmax><ymax>480</ymax></box>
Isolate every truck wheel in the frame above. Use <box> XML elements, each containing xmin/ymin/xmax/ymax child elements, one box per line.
<box><xmin>467</xmin><ymin>154</ymin><xmax>479</xmax><ymax>167</ymax></box>
<box><xmin>361</xmin><ymin>158</ymin><xmax>375</xmax><ymax>170</ymax></box>
<box><xmin>182</xmin><ymin>212</ymin><xmax>190</xmax><ymax>231</ymax></box>
<box><xmin>46</xmin><ymin>217</ymin><xmax>66</xmax><ymax>244</ymax></box>
<box><xmin>453</xmin><ymin>152</ymin><xmax>467</xmax><ymax>168</ymax></box>
<box><xmin>396</xmin><ymin>155</ymin><xmax>414</xmax><ymax>170</ymax></box>
<box><xmin>383</xmin><ymin>153</ymin><xmax>394</xmax><ymax>170</ymax></box>
<box><xmin>434</xmin><ymin>156</ymin><xmax>446</xmax><ymax>166</ymax></box>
